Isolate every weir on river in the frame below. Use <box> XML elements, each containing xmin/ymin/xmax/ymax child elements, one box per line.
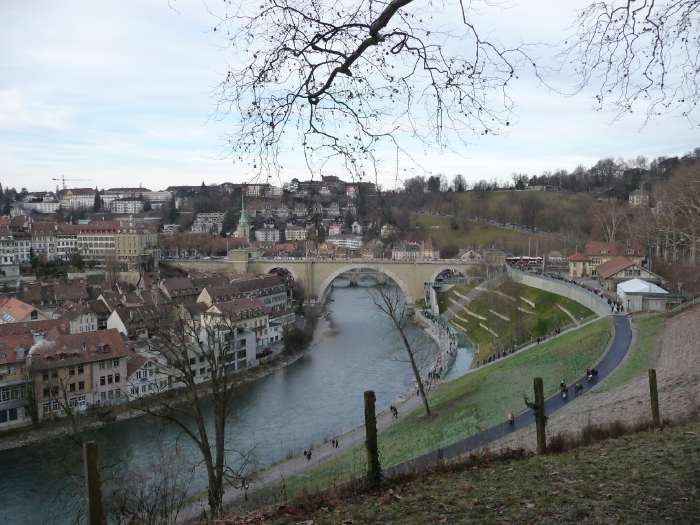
<box><xmin>0</xmin><ymin>286</ymin><xmax>473</xmax><ymax>525</ymax></box>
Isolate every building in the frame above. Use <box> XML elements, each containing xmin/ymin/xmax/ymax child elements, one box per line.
<box><xmin>328</xmin><ymin>223</ymin><xmax>342</xmax><ymax>236</ymax></box>
<box><xmin>66</xmin><ymin>221</ymin><xmax>120</xmax><ymax>265</ymax></box>
<box><xmin>59</xmin><ymin>304</ymin><xmax>99</xmax><ymax>334</ymax></box>
<box><xmin>159</xmin><ymin>277</ymin><xmax>199</xmax><ymax>302</ymax></box>
<box><xmin>596</xmin><ymin>257</ymin><xmax>663</xmax><ymax>292</ymax></box>
<box><xmin>162</xmin><ymin>224</ymin><xmax>180</xmax><ymax>236</ymax></box>
<box><xmin>285</xmin><ymin>224</ymin><xmax>307</xmax><ymax>241</ymax></box>
<box><xmin>197</xmin><ymin>274</ymin><xmax>289</xmax><ymax>314</ymax></box>
<box><xmin>616</xmin><ymin>279</ymin><xmax>683</xmax><ymax>312</ymax></box>
<box><xmin>0</xmin><ymin>333</ymin><xmax>33</xmax><ymax>430</ymax></box>
<box><xmin>254</xmin><ymin>223</ymin><xmax>280</xmax><ymax>243</ymax></box>
<box><xmin>235</xmin><ymin>196</ymin><xmax>251</xmax><ymax>240</ymax></box>
<box><xmin>110</xmin><ymin>198</ymin><xmax>145</xmax><ymax>215</ymax></box>
<box><xmin>0</xmin><ymin>297</ymin><xmax>47</xmax><ymax>324</ymax></box>
<box><xmin>392</xmin><ymin>241</ymin><xmax>422</xmax><ymax>261</ymax></box>
<box><xmin>628</xmin><ymin>189</ymin><xmax>650</xmax><ymax>208</ymax></box>
<box><xmin>107</xmin><ymin>304</ymin><xmax>175</xmax><ymax>339</ymax></box>
<box><xmin>27</xmin><ymin>329</ymin><xmax>130</xmax><ymax>420</ymax></box>
<box><xmin>60</xmin><ymin>188</ymin><xmax>96</xmax><ymax>209</ymax></box>
<box><xmin>191</xmin><ymin>213</ymin><xmax>225</xmax><ymax>235</ymax></box>
<box><xmin>568</xmin><ymin>241</ymin><xmax>646</xmax><ymax>278</ymax></box>
<box><xmin>114</xmin><ymin>225</ymin><xmax>160</xmax><ymax>271</ymax></box>
<box><xmin>245</xmin><ymin>184</ymin><xmax>268</xmax><ymax>198</ymax></box>
<box><xmin>126</xmin><ymin>352</ymin><xmax>170</xmax><ymax>398</ymax></box>
<box><xmin>203</xmin><ymin>298</ymin><xmax>277</xmax><ymax>350</ymax></box>
<box><xmin>326</xmin><ymin>235</ymin><xmax>363</xmax><ymax>250</ymax></box>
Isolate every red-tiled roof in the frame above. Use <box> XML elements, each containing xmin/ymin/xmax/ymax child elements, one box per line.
<box><xmin>0</xmin><ymin>297</ymin><xmax>37</xmax><ymax>323</ymax></box>
<box><xmin>0</xmin><ymin>333</ymin><xmax>34</xmax><ymax>365</ymax></box>
<box><xmin>0</xmin><ymin>319</ymin><xmax>68</xmax><ymax>337</ymax></box>
<box><xmin>29</xmin><ymin>329</ymin><xmax>129</xmax><ymax>371</ymax></box>
<box><xmin>596</xmin><ymin>257</ymin><xmax>636</xmax><ymax>280</ymax></box>
<box><xmin>568</xmin><ymin>252</ymin><xmax>590</xmax><ymax>262</ymax></box>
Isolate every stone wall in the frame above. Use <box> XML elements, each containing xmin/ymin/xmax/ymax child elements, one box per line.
<box><xmin>506</xmin><ymin>267</ymin><xmax>611</xmax><ymax>317</ymax></box>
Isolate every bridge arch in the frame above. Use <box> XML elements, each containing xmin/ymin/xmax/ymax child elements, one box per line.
<box><xmin>429</xmin><ymin>265</ymin><xmax>469</xmax><ymax>284</ymax></box>
<box><xmin>318</xmin><ymin>264</ymin><xmax>413</xmax><ymax>303</ymax></box>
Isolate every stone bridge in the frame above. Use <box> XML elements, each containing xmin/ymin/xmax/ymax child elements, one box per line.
<box><xmin>171</xmin><ymin>250</ymin><xmax>482</xmax><ymax>304</ymax></box>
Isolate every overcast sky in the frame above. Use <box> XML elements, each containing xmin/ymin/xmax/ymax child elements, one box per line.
<box><xmin>1</xmin><ymin>0</ymin><xmax>698</xmax><ymax>192</ymax></box>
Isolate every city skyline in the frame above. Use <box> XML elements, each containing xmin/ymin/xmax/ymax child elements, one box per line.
<box><xmin>2</xmin><ymin>0</ymin><xmax>699</xmax><ymax>192</ymax></box>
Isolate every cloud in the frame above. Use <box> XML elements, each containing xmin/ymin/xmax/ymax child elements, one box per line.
<box><xmin>0</xmin><ymin>89</ymin><xmax>72</xmax><ymax>130</ymax></box>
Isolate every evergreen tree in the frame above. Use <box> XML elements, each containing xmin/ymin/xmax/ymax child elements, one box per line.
<box><xmin>93</xmin><ymin>188</ymin><xmax>101</xmax><ymax>212</ymax></box>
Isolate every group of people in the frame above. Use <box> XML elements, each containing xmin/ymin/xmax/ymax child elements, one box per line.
<box><xmin>330</xmin><ymin>438</ymin><xmax>340</xmax><ymax>449</ymax></box>
<box><xmin>303</xmin><ymin>449</ymin><xmax>312</xmax><ymax>461</ymax></box>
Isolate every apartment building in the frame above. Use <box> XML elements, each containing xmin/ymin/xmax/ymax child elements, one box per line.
<box><xmin>60</xmin><ymin>188</ymin><xmax>96</xmax><ymax>209</ymax></box>
<box><xmin>0</xmin><ymin>334</ymin><xmax>33</xmax><ymax>430</ymax></box>
<box><xmin>191</xmin><ymin>213</ymin><xmax>225</xmax><ymax>234</ymax></box>
<box><xmin>114</xmin><ymin>226</ymin><xmax>160</xmax><ymax>271</ymax></box>
<box><xmin>27</xmin><ymin>329</ymin><xmax>130</xmax><ymax>420</ymax></box>
<box><xmin>110</xmin><ymin>198</ymin><xmax>145</xmax><ymax>215</ymax></box>
<box><xmin>285</xmin><ymin>224</ymin><xmax>307</xmax><ymax>241</ymax></box>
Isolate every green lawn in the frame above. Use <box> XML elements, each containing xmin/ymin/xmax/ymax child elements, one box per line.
<box><xmin>411</xmin><ymin>213</ymin><xmax>570</xmax><ymax>254</ymax></box>
<box><xmin>598</xmin><ymin>314</ymin><xmax>664</xmax><ymax>392</ymax></box>
<box><xmin>448</xmin><ymin>281</ymin><xmax>595</xmax><ymax>362</ymax></box>
<box><xmin>282</xmin><ymin>318</ymin><xmax>613</xmax><ymax>496</ymax></box>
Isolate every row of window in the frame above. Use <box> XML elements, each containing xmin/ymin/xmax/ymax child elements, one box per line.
<box><xmin>0</xmin><ymin>386</ymin><xmax>25</xmax><ymax>402</ymax></box>
<box><xmin>99</xmin><ymin>373</ymin><xmax>121</xmax><ymax>386</ymax></box>
<box><xmin>0</xmin><ymin>407</ymin><xmax>21</xmax><ymax>424</ymax></box>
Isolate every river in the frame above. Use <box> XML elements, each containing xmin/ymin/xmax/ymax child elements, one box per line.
<box><xmin>0</xmin><ymin>285</ymin><xmax>475</xmax><ymax>524</ymax></box>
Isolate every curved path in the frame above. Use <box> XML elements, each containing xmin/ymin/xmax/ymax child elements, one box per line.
<box><xmin>387</xmin><ymin>314</ymin><xmax>632</xmax><ymax>476</ymax></box>
<box><xmin>182</xmin><ymin>311</ymin><xmax>631</xmax><ymax>521</ymax></box>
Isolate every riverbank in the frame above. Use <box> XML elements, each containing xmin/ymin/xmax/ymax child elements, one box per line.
<box><xmin>0</xmin><ymin>345</ymin><xmax>307</xmax><ymax>452</ymax></box>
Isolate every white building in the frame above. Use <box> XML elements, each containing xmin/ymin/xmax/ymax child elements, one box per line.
<box><xmin>285</xmin><ymin>224</ymin><xmax>307</xmax><ymax>241</ymax></box>
<box><xmin>22</xmin><ymin>201</ymin><xmax>61</xmax><ymax>214</ymax></box>
<box><xmin>326</xmin><ymin>235</ymin><xmax>363</xmax><ymax>250</ymax></box>
<box><xmin>191</xmin><ymin>212</ymin><xmax>225</xmax><ymax>234</ymax></box>
<box><xmin>110</xmin><ymin>199</ymin><xmax>145</xmax><ymax>215</ymax></box>
<box><xmin>616</xmin><ymin>279</ymin><xmax>674</xmax><ymax>312</ymax></box>
<box><xmin>60</xmin><ymin>188</ymin><xmax>96</xmax><ymax>209</ymax></box>
<box><xmin>162</xmin><ymin>224</ymin><xmax>180</xmax><ymax>235</ymax></box>
<box><xmin>254</xmin><ymin>223</ymin><xmax>280</xmax><ymax>243</ymax></box>
<box><xmin>245</xmin><ymin>184</ymin><xmax>267</xmax><ymax>197</ymax></box>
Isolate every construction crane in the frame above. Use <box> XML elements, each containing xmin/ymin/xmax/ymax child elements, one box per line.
<box><xmin>51</xmin><ymin>175</ymin><xmax>90</xmax><ymax>190</ymax></box>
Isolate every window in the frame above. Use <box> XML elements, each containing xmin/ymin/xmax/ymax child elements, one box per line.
<box><xmin>189</xmin><ymin>357</ymin><xmax>196</xmax><ymax>365</ymax></box>
<box><xmin>113</xmin><ymin>359</ymin><xmax>119</xmax><ymax>367</ymax></box>
<box><xmin>199</xmin><ymin>367</ymin><xmax>206</xmax><ymax>376</ymax></box>
<box><xmin>114</xmin><ymin>374</ymin><xmax>120</xmax><ymax>384</ymax></box>
<box><xmin>77</xmin><ymin>365</ymin><xmax>84</xmax><ymax>374</ymax></box>
<box><xmin>43</xmin><ymin>387</ymin><xmax>50</xmax><ymax>398</ymax></box>
<box><xmin>78</xmin><ymin>381</ymin><xmax>85</xmax><ymax>391</ymax></box>
<box><xmin>198</xmin><ymin>356</ymin><xmax>205</xmax><ymax>363</ymax></box>
<box><xmin>100</xmin><ymin>392</ymin><xmax>106</xmax><ymax>401</ymax></box>
<box><xmin>99</xmin><ymin>361</ymin><xmax>106</xmax><ymax>370</ymax></box>
<box><xmin>69</xmin><ymin>383</ymin><xmax>76</xmax><ymax>393</ymax></box>
<box><xmin>100</xmin><ymin>376</ymin><xmax>106</xmax><ymax>386</ymax></box>
<box><xmin>68</xmin><ymin>367</ymin><xmax>75</xmax><ymax>376</ymax></box>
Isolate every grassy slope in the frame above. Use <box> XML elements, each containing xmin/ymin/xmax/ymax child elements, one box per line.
<box><xmin>267</xmin><ymin>419</ymin><xmax>700</xmax><ymax>524</ymax></box>
<box><xmin>449</xmin><ymin>281</ymin><xmax>594</xmax><ymax>361</ymax></box>
<box><xmin>598</xmin><ymin>313</ymin><xmax>664</xmax><ymax>392</ymax></box>
<box><xmin>284</xmin><ymin>318</ymin><xmax>612</xmax><ymax>495</ymax></box>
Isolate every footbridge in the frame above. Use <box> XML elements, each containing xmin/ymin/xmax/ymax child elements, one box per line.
<box><xmin>171</xmin><ymin>250</ymin><xmax>482</xmax><ymax>304</ymax></box>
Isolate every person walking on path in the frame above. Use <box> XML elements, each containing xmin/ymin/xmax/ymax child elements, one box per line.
<box><xmin>390</xmin><ymin>405</ymin><xmax>399</xmax><ymax>419</ymax></box>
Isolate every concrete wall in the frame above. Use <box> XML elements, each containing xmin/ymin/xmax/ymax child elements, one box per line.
<box><xmin>506</xmin><ymin>267</ymin><xmax>611</xmax><ymax>317</ymax></box>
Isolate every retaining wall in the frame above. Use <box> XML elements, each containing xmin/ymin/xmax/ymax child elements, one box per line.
<box><xmin>506</xmin><ymin>267</ymin><xmax>611</xmax><ymax>317</ymax></box>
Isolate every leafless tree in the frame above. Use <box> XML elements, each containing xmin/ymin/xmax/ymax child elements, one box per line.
<box><xmin>590</xmin><ymin>197</ymin><xmax>628</xmax><ymax>242</ymax></box>
<box><xmin>568</xmin><ymin>0</ymin><xmax>700</xmax><ymax>122</ymax></box>
<box><xmin>133</xmin><ymin>311</ymin><xmax>257</xmax><ymax>519</ymax></box>
<box><xmin>370</xmin><ymin>284</ymin><xmax>431</xmax><ymax>416</ymax></box>
<box><xmin>215</xmin><ymin>0</ymin><xmax>536</xmax><ymax>181</ymax></box>
<box><xmin>106</xmin><ymin>444</ymin><xmax>195</xmax><ymax>525</ymax></box>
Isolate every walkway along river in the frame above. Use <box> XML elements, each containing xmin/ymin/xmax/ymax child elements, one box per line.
<box><xmin>0</xmin><ymin>286</ymin><xmax>443</xmax><ymax>525</ymax></box>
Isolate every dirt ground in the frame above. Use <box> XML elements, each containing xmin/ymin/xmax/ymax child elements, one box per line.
<box><xmin>488</xmin><ymin>305</ymin><xmax>700</xmax><ymax>452</ymax></box>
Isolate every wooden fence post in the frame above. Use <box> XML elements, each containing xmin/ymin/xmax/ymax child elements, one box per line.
<box><xmin>648</xmin><ymin>369</ymin><xmax>661</xmax><ymax>428</ymax></box>
<box><xmin>83</xmin><ymin>441</ymin><xmax>104</xmax><ymax>525</ymax></box>
<box><xmin>534</xmin><ymin>377</ymin><xmax>546</xmax><ymax>455</ymax></box>
<box><xmin>364</xmin><ymin>390</ymin><xmax>381</xmax><ymax>489</ymax></box>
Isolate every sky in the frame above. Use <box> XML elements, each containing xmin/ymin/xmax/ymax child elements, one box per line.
<box><xmin>1</xmin><ymin>0</ymin><xmax>698</xmax><ymax>192</ymax></box>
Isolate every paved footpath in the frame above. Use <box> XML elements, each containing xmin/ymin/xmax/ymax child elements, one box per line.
<box><xmin>181</xmin><ymin>314</ymin><xmax>631</xmax><ymax>522</ymax></box>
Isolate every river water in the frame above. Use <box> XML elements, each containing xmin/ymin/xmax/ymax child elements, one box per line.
<box><xmin>0</xmin><ymin>286</ymin><xmax>477</xmax><ymax>524</ymax></box>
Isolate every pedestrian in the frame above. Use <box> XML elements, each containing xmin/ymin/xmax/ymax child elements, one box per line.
<box><xmin>306</xmin><ymin>449</ymin><xmax>312</xmax><ymax>461</ymax></box>
<box><xmin>390</xmin><ymin>405</ymin><xmax>399</xmax><ymax>419</ymax></box>
<box><xmin>335</xmin><ymin>439</ymin><xmax>339</xmax><ymax>449</ymax></box>
<box><xmin>303</xmin><ymin>450</ymin><xmax>308</xmax><ymax>460</ymax></box>
<box><xmin>507</xmin><ymin>411</ymin><xmax>514</xmax><ymax>426</ymax></box>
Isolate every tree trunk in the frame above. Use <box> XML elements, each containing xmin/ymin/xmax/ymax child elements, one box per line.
<box><xmin>398</xmin><ymin>328</ymin><xmax>431</xmax><ymax>416</ymax></box>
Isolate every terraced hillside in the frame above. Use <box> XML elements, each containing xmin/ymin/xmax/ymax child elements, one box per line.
<box><xmin>447</xmin><ymin>281</ymin><xmax>595</xmax><ymax>363</ymax></box>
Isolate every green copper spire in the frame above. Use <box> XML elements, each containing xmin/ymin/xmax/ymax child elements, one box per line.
<box><xmin>238</xmin><ymin>191</ymin><xmax>247</xmax><ymax>225</ymax></box>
